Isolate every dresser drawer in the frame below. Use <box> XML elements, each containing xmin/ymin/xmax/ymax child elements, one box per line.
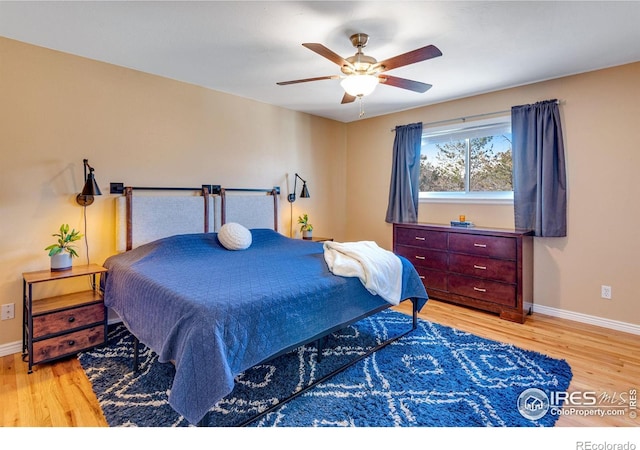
<box><xmin>395</xmin><ymin>245</ymin><xmax>448</xmax><ymax>271</ymax></box>
<box><xmin>32</xmin><ymin>326</ymin><xmax>105</xmax><ymax>364</ymax></box>
<box><xmin>32</xmin><ymin>302</ymin><xmax>105</xmax><ymax>338</ymax></box>
<box><xmin>395</xmin><ymin>227</ymin><xmax>447</xmax><ymax>250</ymax></box>
<box><xmin>415</xmin><ymin>267</ymin><xmax>448</xmax><ymax>292</ymax></box>
<box><xmin>449</xmin><ymin>233</ymin><xmax>516</xmax><ymax>259</ymax></box>
<box><xmin>449</xmin><ymin>253</ymin><xmax>517</xmax><ymax>284</ymax></box>
<box><xmin>448</xmin><ymin>274</ymin><xmax>516</xmax><ymax>307</ymax></box>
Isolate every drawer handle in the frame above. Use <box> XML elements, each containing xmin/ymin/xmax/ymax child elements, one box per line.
<box><xmin>473</xmin><ymin>265</ymin><xmax>487</xmax><ymax>270</ymax></box>
<box><xmin>419</xmin><ymin>276</ymin><xmax>425</xmax><ymax>279</ymax></box>
<box><xmin>473</xmin><ymin>287</ymin><xmax>487</xmax><ymax>293</ymax></box>
<box><xmin>473</xmin><ymin>243</ymin><xmax>487</xmax><ymax>248</ymax></box>
<box><xmin>68</xmin><ymin>316</ymin><xmax>75</xmax><ymax>323</ymax></box>
<box><xmin>415</xmin><ymin>237</ymin><xmax>425</xmax><ymax>241</ymax></box>
<box><xmin>415</xmin><ymin>255</ymin><xmax>426</xmax><ymax>260</ymax></box>
<box><xmin>68</xmin><ymin>340</ymin><xmax>76</xmax><ymax>347</ymax></box>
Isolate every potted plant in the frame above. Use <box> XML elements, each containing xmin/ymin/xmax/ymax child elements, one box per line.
<box><xmin>297</xmin><ymin>213</ymin><xmax>314</xmax><ymax>239</ymax></box>
<box><xmin>45</xmin><ymin>224</ymin><xmax>83</xmax><ymax>271</ymax></box>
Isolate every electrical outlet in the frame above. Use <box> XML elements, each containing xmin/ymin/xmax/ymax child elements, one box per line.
<box><xmin>1</xmin><ymin>303</ymin><xmax>15</xmax><ymax>320</ymax></box>
<box><xmin>601</xmin><ymin>285</ymin><xmax>612</xmax><ymax>300</ymax></box>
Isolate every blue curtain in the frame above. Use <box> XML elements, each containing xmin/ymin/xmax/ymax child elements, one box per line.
<box><xmin>385</xmin><ymin>122</ymin><xmax>423</xmax><ymax>223</ymax></box>
<box><xmin>511</xmin><ymin>100</ymin><xmax>567</xmax><ymax>236</ymax></box>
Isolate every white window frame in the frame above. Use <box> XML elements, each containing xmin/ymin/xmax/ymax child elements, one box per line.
<box><xmin>419</xmin><ymin>115</ymin><xmax>514</xmax><ymax>204</ymax></box>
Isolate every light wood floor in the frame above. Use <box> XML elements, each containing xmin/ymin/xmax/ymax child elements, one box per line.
<box><xmin>1</xmin><ymin>299</ymin><xmax>638</xmax><ymax>427</ymax></box>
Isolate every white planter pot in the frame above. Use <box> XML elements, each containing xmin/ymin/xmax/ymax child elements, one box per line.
<box><xmin>51</xmin><ymin>252</ymin><xmax>72</xmax><ymax>271</ymax></box>
<box><xmin>302</xmin><ymin>230</ymin><xmax>313</xmax><ymax>240</ymax></box>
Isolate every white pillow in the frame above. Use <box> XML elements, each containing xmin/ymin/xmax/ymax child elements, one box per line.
<box><xmin>218</xmin><ymin>222</ymin><xmax>252</xmax><ymax>250</ymax></box>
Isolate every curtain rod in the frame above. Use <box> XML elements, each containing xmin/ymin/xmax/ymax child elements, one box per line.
<box><xmin>391</xmin><ymin>100</ymin><xmax>562</xmax><ymax>132</ymax></box>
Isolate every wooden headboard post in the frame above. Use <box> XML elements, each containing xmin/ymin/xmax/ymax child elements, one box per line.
<box><xmin>220</xmin><ymin>187</ymin><xmax>227</xmax><ymax>228</ymax></box>
<box><xmin>125</xmin><ymin>186</ymin><xmax>133</xmax><ymax>251</ymax></box>
<box><xmin>271</xmin><ymin>188</ymin><xmax>278</xmax><ymax>232</ymax></box>
<box><xmin>202</xmin><ymin>185</ymin><xmax>210</xmax><ymax>233</ymax></box>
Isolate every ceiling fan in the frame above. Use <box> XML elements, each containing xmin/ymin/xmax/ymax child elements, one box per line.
<box><xmin>277</xmin><ymin>33</ymin><xmax>442</xmax><ymax>104</ymax></box>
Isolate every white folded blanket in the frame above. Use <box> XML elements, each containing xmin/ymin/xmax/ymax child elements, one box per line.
<box><xmin>323</xmin><ymin>240</ymin><xmax>403</xmax><ymax>305</ymax></box>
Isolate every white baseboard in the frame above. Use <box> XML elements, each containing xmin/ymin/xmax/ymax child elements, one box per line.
<box><xmin>532</xmin><ymin>303</ymin><xmax>640</xmax><ymax>336</ymax></box>
<box><xmin>0</xmin><ymin>340</ymin><xmax>22</xmax><ymax>358</ymax></box>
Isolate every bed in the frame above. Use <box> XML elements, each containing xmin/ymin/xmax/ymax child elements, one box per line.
<box><xmin>102</xmin><ymin>184</ymin><xmax>428</xmax><ymax>426</ymax></box>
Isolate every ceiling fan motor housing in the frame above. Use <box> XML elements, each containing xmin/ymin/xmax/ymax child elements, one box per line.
<box><xmin>350</xmin><ymin>33</ymin><xmax>369</xmax><ymax>49</ymax></box>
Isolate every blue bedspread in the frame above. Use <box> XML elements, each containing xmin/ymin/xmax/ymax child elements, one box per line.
<box><xmin>102</xmin><ymin>229</ymin><xmax>428</xmax><ymax>424</ymax></box>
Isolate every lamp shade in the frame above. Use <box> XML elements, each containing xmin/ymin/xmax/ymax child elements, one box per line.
<box><xmin>81</xmin><ymin>171</ymin><xmax>102</xmax><ymax>196</ymax></box>
<box><xmin>300</xmin><ymin>182</ymin><xmax>310</xmax><ymax>198</ymax></box>
<box><xmin>340</xmin><ymin>74</ymin><xmax>378</xmax><ymax>97</ymax></box>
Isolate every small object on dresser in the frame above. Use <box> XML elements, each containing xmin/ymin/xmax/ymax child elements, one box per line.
<box><xmin>450</xmin><ymin>220</ymin><xmax>475</xmax><ymax>228</ymax></box>
<box><xmin>459</xmin><ymin>215</ymin><xmax>466</xmax><ymax>222</ymax></box>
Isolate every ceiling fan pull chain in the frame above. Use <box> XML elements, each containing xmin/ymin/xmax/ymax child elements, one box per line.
<box><xmin>359</xmin><ymin>97</ymin><xmax>366</xmax><ymax>118</ymax></box>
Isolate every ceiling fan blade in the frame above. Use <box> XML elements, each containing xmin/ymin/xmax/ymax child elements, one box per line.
<box><xmin>277</xmin><ymin>75</ymin><xmax>339</xmax><ymax>86</ymax></box>
<box><xmin>341</xmin><ymin>93</ymin><xmax>357</xmax><ymax>104</ymax></box>
<box><xmin>302</xmin><ymin>43</ymin><xmax>354</xmax><ymax>69</ymax></box>
<box><xmin>379</xmin><ymin>75</ymin><xmax>432</xmax><ymax>93</ymax></box>
<box><xmin>376</xmin><ymin>44</ymin><xmax>442</xmax><ymax>73</ymax></box>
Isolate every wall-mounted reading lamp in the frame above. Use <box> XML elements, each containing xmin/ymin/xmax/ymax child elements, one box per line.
<box><xmin>287</xmin><ymin>173</ymin><xmax>310</xmax><ymax>237</ymax></box>
<box><xmin>287</xmin><ymin>173</ymin><xmax>310</xmax><ymax>203</ymax></box>
<box><xmin>76</xmin><ymin>159</ymin><xmax>102</xmax><ymax>206</ymax></box>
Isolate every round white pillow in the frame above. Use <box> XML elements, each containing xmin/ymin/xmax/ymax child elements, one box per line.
<box><xmin>218</xmin><ymin>222</ymin><xmax>252</xmax><ymax>250</ymax></box>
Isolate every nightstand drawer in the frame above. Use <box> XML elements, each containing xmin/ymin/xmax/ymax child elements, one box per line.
<box><xmin>394</xmin><ymin>228</ymin><xmax>447</xmax><ymax>250</ymax></box>
<box><xmin>32</xmin><ymin>303</ymin><xmax>105</xmax><ymax>338</ymax></box>
<box><xmin>32</xmin><ymin>326</ymin><xmax>105</xmax><ymax>364</ymax></box>
<box><xmin>449</xmin><ymin>253</ymin><xmax>516</xmax><ymax>284</ymax></box>
<box><xmin>449</xmin><ymin>233</ymin><xmax>516</xmax><ymax>259</ymax></box>
<box><xmin>448</xmin><ymin>274</ymin><xmax>516</xmax><ymax>307</ymax></box>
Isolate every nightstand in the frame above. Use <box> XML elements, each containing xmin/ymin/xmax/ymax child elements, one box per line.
<box><xmin>22</xmin><ymin>264</ymin><xmax>108</xmax><ymax>373</ymax></box>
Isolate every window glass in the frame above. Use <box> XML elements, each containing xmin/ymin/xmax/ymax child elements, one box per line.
<box><xmin>420</xmin><ymin>119</ymin><xmax>512</xmax><ymax>198</ymax></box>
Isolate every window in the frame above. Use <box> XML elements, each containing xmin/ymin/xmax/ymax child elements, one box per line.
<box><xmin>419</xmin><ymin>117</ymin><xmax>513</xmax><ymax>202</ymax></box>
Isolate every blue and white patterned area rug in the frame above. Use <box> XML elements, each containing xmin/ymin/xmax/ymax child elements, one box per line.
<box><xmin>78</xmin><ymin>309</ymin><xmax>572</xmax><ymax>427</ymax></box>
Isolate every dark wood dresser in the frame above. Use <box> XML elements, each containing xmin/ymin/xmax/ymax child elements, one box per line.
<box><xmin>393</xmin><ymin>223</ymin><xmax>534</xmax><ymax>323</ymax></box>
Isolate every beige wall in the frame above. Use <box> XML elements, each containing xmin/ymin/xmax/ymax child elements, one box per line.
<box><xmin>0</xmin><ymin>38</ymin><xmax>346</xmax><ymax>346</ymax></box>
<box><xmin>1</xmin><ymin>37</ymin><xmax>638</xmax><ymax>350</ymax></box>
<box><xmin>345</xmin><ymin>62</ymin><xmax>640</xmax><ymax>326</ymax></box>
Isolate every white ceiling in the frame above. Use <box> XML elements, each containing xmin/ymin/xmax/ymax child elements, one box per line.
<box><xmin>2</xmin><ymin>1</ymin><xmax>640</xmax><ymax>123</ymax></box>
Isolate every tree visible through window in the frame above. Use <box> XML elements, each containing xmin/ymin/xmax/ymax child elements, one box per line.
<box><xmin>420</xmin><ymin>120</ymin><xmax>513</xmax><ymax>195</ymax></box>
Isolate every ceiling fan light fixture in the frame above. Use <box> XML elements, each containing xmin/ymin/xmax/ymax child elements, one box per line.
<box><xmin>340</xmin><ymin>74</ymin><xmax>378</xmax><ymax>97</ymax></box>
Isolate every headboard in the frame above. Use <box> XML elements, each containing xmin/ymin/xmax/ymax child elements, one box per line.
<box><xmin>113</xmin><ymin>184</ymin><xmax>280</xmax><ymax>252</ymax></box>
<box><xmin>219</xmin><ymin>187</ymin><xmax>279</xmax><ymax>232</ymax></box>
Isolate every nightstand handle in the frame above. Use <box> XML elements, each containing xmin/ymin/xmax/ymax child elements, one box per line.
<box><xmin>473</xmin><ymin>243</ymin><xmax>487</xmax><ymax>248</ymax></box>
<box><xmin>415</xmin><ymin>236</ymin><xmax>425</xmax><ymax>241</ymax></box>
<box><xmin>415</xmin><ymin>255</ymin><xmax>425</xmax><ymax>260</ymax></box>
<box><xmin>68</xmin><ymin>316</ymin><xmax>75</xmax><ymax>323</ymax></box>
<box><xmin>68</xmin><ymin>340</ymin><xmax>76</xmax><ymax>347</ymax></box>
<box><xmin>473</xmin><ymin>265</ymin><xmax>487</xmax><ymax>270</ymax></box>
<box><xmin>473</xmin><ymin>287</ymin><xmax>487</xmax><ymax>293</ymax></box>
